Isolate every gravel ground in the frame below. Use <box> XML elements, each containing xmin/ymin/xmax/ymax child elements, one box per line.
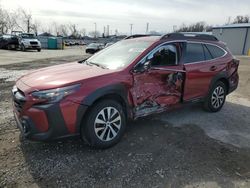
<box><xmin>0</xmin><ymin>54</ymin><xmax>250</xmax><ymax>188</ymax></box>
<box><xmin>0</xmin><ymin>46</ymin><xmax>86</xmax><ymax>66</ymax></box>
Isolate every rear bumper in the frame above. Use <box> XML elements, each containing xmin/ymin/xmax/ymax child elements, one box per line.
<box><xmin>228</xmin><ymin>71</ymin><xmax>239</xmax><ymax>94</ymax></box>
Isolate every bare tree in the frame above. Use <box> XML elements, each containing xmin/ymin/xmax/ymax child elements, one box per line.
<box><xmin>6</xmin><ymin>12</ymin><xmax>20</xmax><ymax>33</ymax></box>
<box><xmin>68</xmin><ymin>23</ymin><xmax>78</xmax><ymax>36</ymax></box>
<box><xmin>30</xmin><ymin>20</ymin><xmax>40</xmax><ymax>35</ymax></box>
<box><xmin>233</xmin><ymin>15</ymin><xmax>250</xmax><ymax>23</ymax></box>
<box><xmin>0</xmin><ymin>4</ymin><xmax>9</xmax><ymax>33</ymax></box>
<box><xmin>80</xmin><ymin>28</ymin><xmax>86</xmax><ymax>37</ymax></box>
<box><xmin>176</xmin><ymin>22</ymin><xmax>212</xmax><ymax>32</ymax></box>
<box><xmin>88</xmin><ymin>31</ymin><xmax>100</xmax><ymax>38</ymax></box>
<box><xmin>41</xmin><ymin>25</ymin><xmax>53</xmax><ymax>35</ymax></box>
<box><xmin>16</xmin><ymin>8</ymin><xmax>33</xmax><ymax>33</ymax></box>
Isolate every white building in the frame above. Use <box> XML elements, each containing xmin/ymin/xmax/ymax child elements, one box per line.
<box><xmin>213</xmin><ymin>23</ymin><xmax>250</xmax><ymax>55</ymax></box>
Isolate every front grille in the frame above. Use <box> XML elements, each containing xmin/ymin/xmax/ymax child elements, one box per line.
<box><xmin>12</xmin><ymin>88</ymin><xmax>26</xmax><ymax>113</ymax></box>
<box><xmin>30</xmin><ymin>41</ymin><xmax>38</xmax><ymax>45</ymax></box>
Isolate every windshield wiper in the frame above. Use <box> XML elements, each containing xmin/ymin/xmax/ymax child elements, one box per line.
<box><xmin>85</xmin><ymin>61</ymin><xmax>107</xmax><ymax>69</ymax></box>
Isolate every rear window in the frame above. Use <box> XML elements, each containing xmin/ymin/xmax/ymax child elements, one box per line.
<box><xmin>185</xmin><ymin>43</ymin><xmax>205</xmax><ymax>63</ymax></box>
<box><xmin>205</xmin><ymin>44</ymin><xmax>226</xmax><ymax>59</ymax></box>
<box><xmin>203</xmin><ymin>45</ymin><xmax>213</xmax><ymax>60</ymax></box>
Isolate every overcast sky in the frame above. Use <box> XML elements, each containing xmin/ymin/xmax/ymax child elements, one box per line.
<box><xmin>1</xmin><ymin>0</ymin><xmax>250</xmax><ymax>34</ymax></box>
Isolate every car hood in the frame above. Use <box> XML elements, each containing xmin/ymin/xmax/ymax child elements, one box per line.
<box><xmin>19</xmin><ymin>62</ymin><xmax>115</xmax><ymax>90</ymax></box>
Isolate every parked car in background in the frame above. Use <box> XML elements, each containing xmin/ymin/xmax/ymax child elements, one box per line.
<box><xmin>79</xmin><ymin>41</ymin><xmax>86</xmax><ymax>45</ymax></box>
<box><xmin>85</xmin><ymin>43</ymin><xmax>104</xmax><ymax>54</ymax></box>
<box><xmin>12</xmin><ymin>33</ymin><xmax>239</xmax><ymax>148</ymax></box>
<box><xmin>18</xmin><ymin>33</ymin><xmax>42</xmax><ymax>52</ymax></box>
<box><xmin>105</xmin><ymin>42</ymin><xmax>115</xmax><ymax>48</ymax></box>
<box><xmin>64</xmin><ymin>41</ymin><xmax>71</xmax><ymax>46</ymax></box>
<box><xmin>0</xmin><ymin>34</ymin><xmax>19</xmax><ymax>50</ymax></box>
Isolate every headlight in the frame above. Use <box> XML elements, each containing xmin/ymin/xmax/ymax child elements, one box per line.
<box><xmin>22</xmin><ymin>40</ymin><xmax>29</xmax><ymax>44</ymax></box>
<box><xmin>31</xmin><ymin>84</ymin><xmax>80</xmax><ymax>103</ymax></box>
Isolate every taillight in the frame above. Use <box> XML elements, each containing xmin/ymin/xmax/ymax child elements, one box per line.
<box><xmin>232</xmin><ymin>59</ymin><xmax>240</xmax><ymax>68</ymax></box>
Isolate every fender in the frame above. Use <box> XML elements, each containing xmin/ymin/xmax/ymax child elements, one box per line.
<box><xmin>207</xmin><ymin>71</ymin><xmax>229</xmax><ymax>95</ymax></box>
<box><xmin>75</xmin><ymin>83</ymin><xmax>133</xmax><ymax>133</ymax></box>
<box><xmin>83</xmin><ymin>84</ymin><xmax>129</xmax><ymax>107</ymax></box>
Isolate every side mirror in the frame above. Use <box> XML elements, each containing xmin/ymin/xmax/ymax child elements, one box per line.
<box><xmin>133</xmin><ymin>61</ymin><xmax>151</xmax><ymax>73</ymax></box>
<box><xmin>143</xmin><ymin>61</ymin><xmax>151</xmax><ymax>70</ymax></box>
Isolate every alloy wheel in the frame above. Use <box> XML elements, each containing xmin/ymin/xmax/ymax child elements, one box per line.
<box><xmin>211</xmin><ymin>86</ymin><xmax>225</xmax><ymax>109</ymax></box>
<box><xmin>94</xmin><ymin>107</ymin><xmax>121</xmax><ymax>142</ymax></box>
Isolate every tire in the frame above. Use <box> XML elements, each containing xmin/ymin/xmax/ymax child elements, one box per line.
<box><xmin>204</xmin><ymin>81</ymin><xmax>227</xmax><ymax>112</ymax></box>
<box><xmin>37</xmin><ymin>48</ymin><xmax>41</xmax><ymax>52</ymax></box>
<box><xmin>7</xmin><ymin>44</ymin><xmax>11</xmax><ymax>50</ymax></box>
<box><xmin>21</xmin><ymin>44</ymin><xmax>26</xmax><ymax>52</ymax></box>
<box><xmin>81</xmin><ymin>99</ymin><xmax>126</xmax><ymax>149</ymax></box>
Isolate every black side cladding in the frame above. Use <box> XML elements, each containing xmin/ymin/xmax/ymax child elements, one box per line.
<box><xmin>82</xmin><ymin>84</ymin><xmax>133</xmax><ymax>119</ymax></box>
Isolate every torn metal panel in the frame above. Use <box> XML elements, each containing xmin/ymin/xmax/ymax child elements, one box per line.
<box><xmin>131</xmin><ymin>70</ymin><xmax>184</xmax><ymax>118</ymax></box>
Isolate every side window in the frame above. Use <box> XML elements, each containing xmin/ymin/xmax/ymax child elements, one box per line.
<box><xmin>203</xmin><ymin>45</ymin><xmax>213</xmax><ymax>60</ymax></box>
<box><xmin>150</xmin><ymin>44</ymin><xmax>177</xmax><ymax>66</ymax></box>
<box><xmin>205</xmin><ymin>44</ymin><xmax>226</xmax><ymax>59</ymax></box>
<box><xmin>185</xmin><ymin>43</ymin><xmax>205</xmax><ymax>63</ymax></box>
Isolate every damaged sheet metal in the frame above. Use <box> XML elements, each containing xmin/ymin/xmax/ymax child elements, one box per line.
<box><xmin>131</xmin><ymin>70</ymin><xmax>184</xmax><ymax>118</ymax></box>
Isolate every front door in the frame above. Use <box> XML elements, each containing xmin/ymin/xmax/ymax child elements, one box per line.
<box><xmin>131</xmin><ymin>43</ymin><xmax>185</xmax><ymax>118</ymax></box>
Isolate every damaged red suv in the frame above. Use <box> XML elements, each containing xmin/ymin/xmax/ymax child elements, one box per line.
<box><xmin>12</xmin><ymin>33</ymin><xmax>239</xmax><ymax>148</ymax></box>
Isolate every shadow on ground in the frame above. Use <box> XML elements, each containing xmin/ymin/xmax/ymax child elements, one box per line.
<box><xmin>19</xmin><ymin>102</ymin><xmax>250</xmax><ymax>188</ymax></box>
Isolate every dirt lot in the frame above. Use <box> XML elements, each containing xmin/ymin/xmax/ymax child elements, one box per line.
<box><xmin>0</xmin><ymin>46</ymin><xmax>85</xmax><ymax>66</ymax></box>
<box><xmin>0</xmin><ymin>49</ymin><xmax>250</xmax><ymax>188</ymax></box>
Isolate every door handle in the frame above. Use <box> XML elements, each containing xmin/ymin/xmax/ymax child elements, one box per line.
<box><xmin>210</xmin><ymin>66</ymin><xmax>217</xmax><ymax>71</ymax></box>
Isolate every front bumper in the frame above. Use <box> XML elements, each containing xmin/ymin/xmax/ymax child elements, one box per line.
<box><xmin>13</xmin><ymin>102</ymin><xmax>88</xmax><ymax>141</ymax></box>
<box><xmin>23</xmin><ymin>44</ymin><xmax>41</xmax><ymax>50</ymax></box>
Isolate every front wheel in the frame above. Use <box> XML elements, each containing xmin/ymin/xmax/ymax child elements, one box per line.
<box><xmin>81</xmin><ymin>100</ymin><xmax>126</xmax><ymax>149</ymax></box>
<box><xmin>20</xmin><ymin>44</ymin><xmax>26</xmax><ymax>51</ymax></box>
<box><xmin>204</xmin><ymin>81</ymin><xmax>227</xmax><ymax>112</ymax></box>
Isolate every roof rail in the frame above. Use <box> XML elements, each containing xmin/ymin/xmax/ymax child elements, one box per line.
<box><xmin>160</xmin><ymin>33</ymin><xmax>218</xmax><ymax>41</ymax></box>
<box><xmin>124</xmin><ymin>34</ymin><xmax>152</xmax><ymax>40</ymax></box>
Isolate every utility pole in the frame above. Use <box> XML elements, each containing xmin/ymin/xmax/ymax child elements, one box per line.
<box><xmin>107</xmin><ymin>25</ymin><xmax>109</xmax><ymax>37</ymax></box>
<box><xmin>130</xmin><ymin>24</ymin><xmax>133</xmax><ymax>35</ymax></box>
<box><xmin>173</xmin><ymin>25</ymin><xmax>177</xmax><ymax>32</ymax></box>
<box><xmin>103</xmin><ymin>26</ymin><xmax>106</xmax><ymax>37</ymax></box>
<box><xmin>146</xmin><ymin>23</ymin><xmax>149</xmax><ymax>34</ymax></box>
<box><xmin>27</xmin><ymin>18</ymin><xmax>30</xmax><ymax>33</ymax></box>
<box><xmin>94</xmin><ymin>22</ymin><xmax>97</xmax><ymax>38</ymax></box>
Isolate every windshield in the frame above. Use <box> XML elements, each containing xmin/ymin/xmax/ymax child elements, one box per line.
<box><xmin>21</xmin><ymin>34</ymin><xmax>36</xmax><ymax>39</ymax></box>
<box><xmin>87</xmin><ymin>40</ymin><xmax>153</xmax><ymax>70</ymax></box>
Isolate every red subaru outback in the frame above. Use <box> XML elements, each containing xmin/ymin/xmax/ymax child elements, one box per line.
<box><xmin>12</xmin><ymin>33</ymin><xmax>239</xmax><ymax>148</ymax></box>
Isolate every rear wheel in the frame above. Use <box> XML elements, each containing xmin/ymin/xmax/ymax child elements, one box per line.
<box><xmin>81</xmin><ymin>100</ymin><xmax>126</xmax><ymax>149</ymax></box>
<box><xmin>204</xmin><ymin>81</ymin><xmax>227</xmax><ymax>112</ymax></box>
